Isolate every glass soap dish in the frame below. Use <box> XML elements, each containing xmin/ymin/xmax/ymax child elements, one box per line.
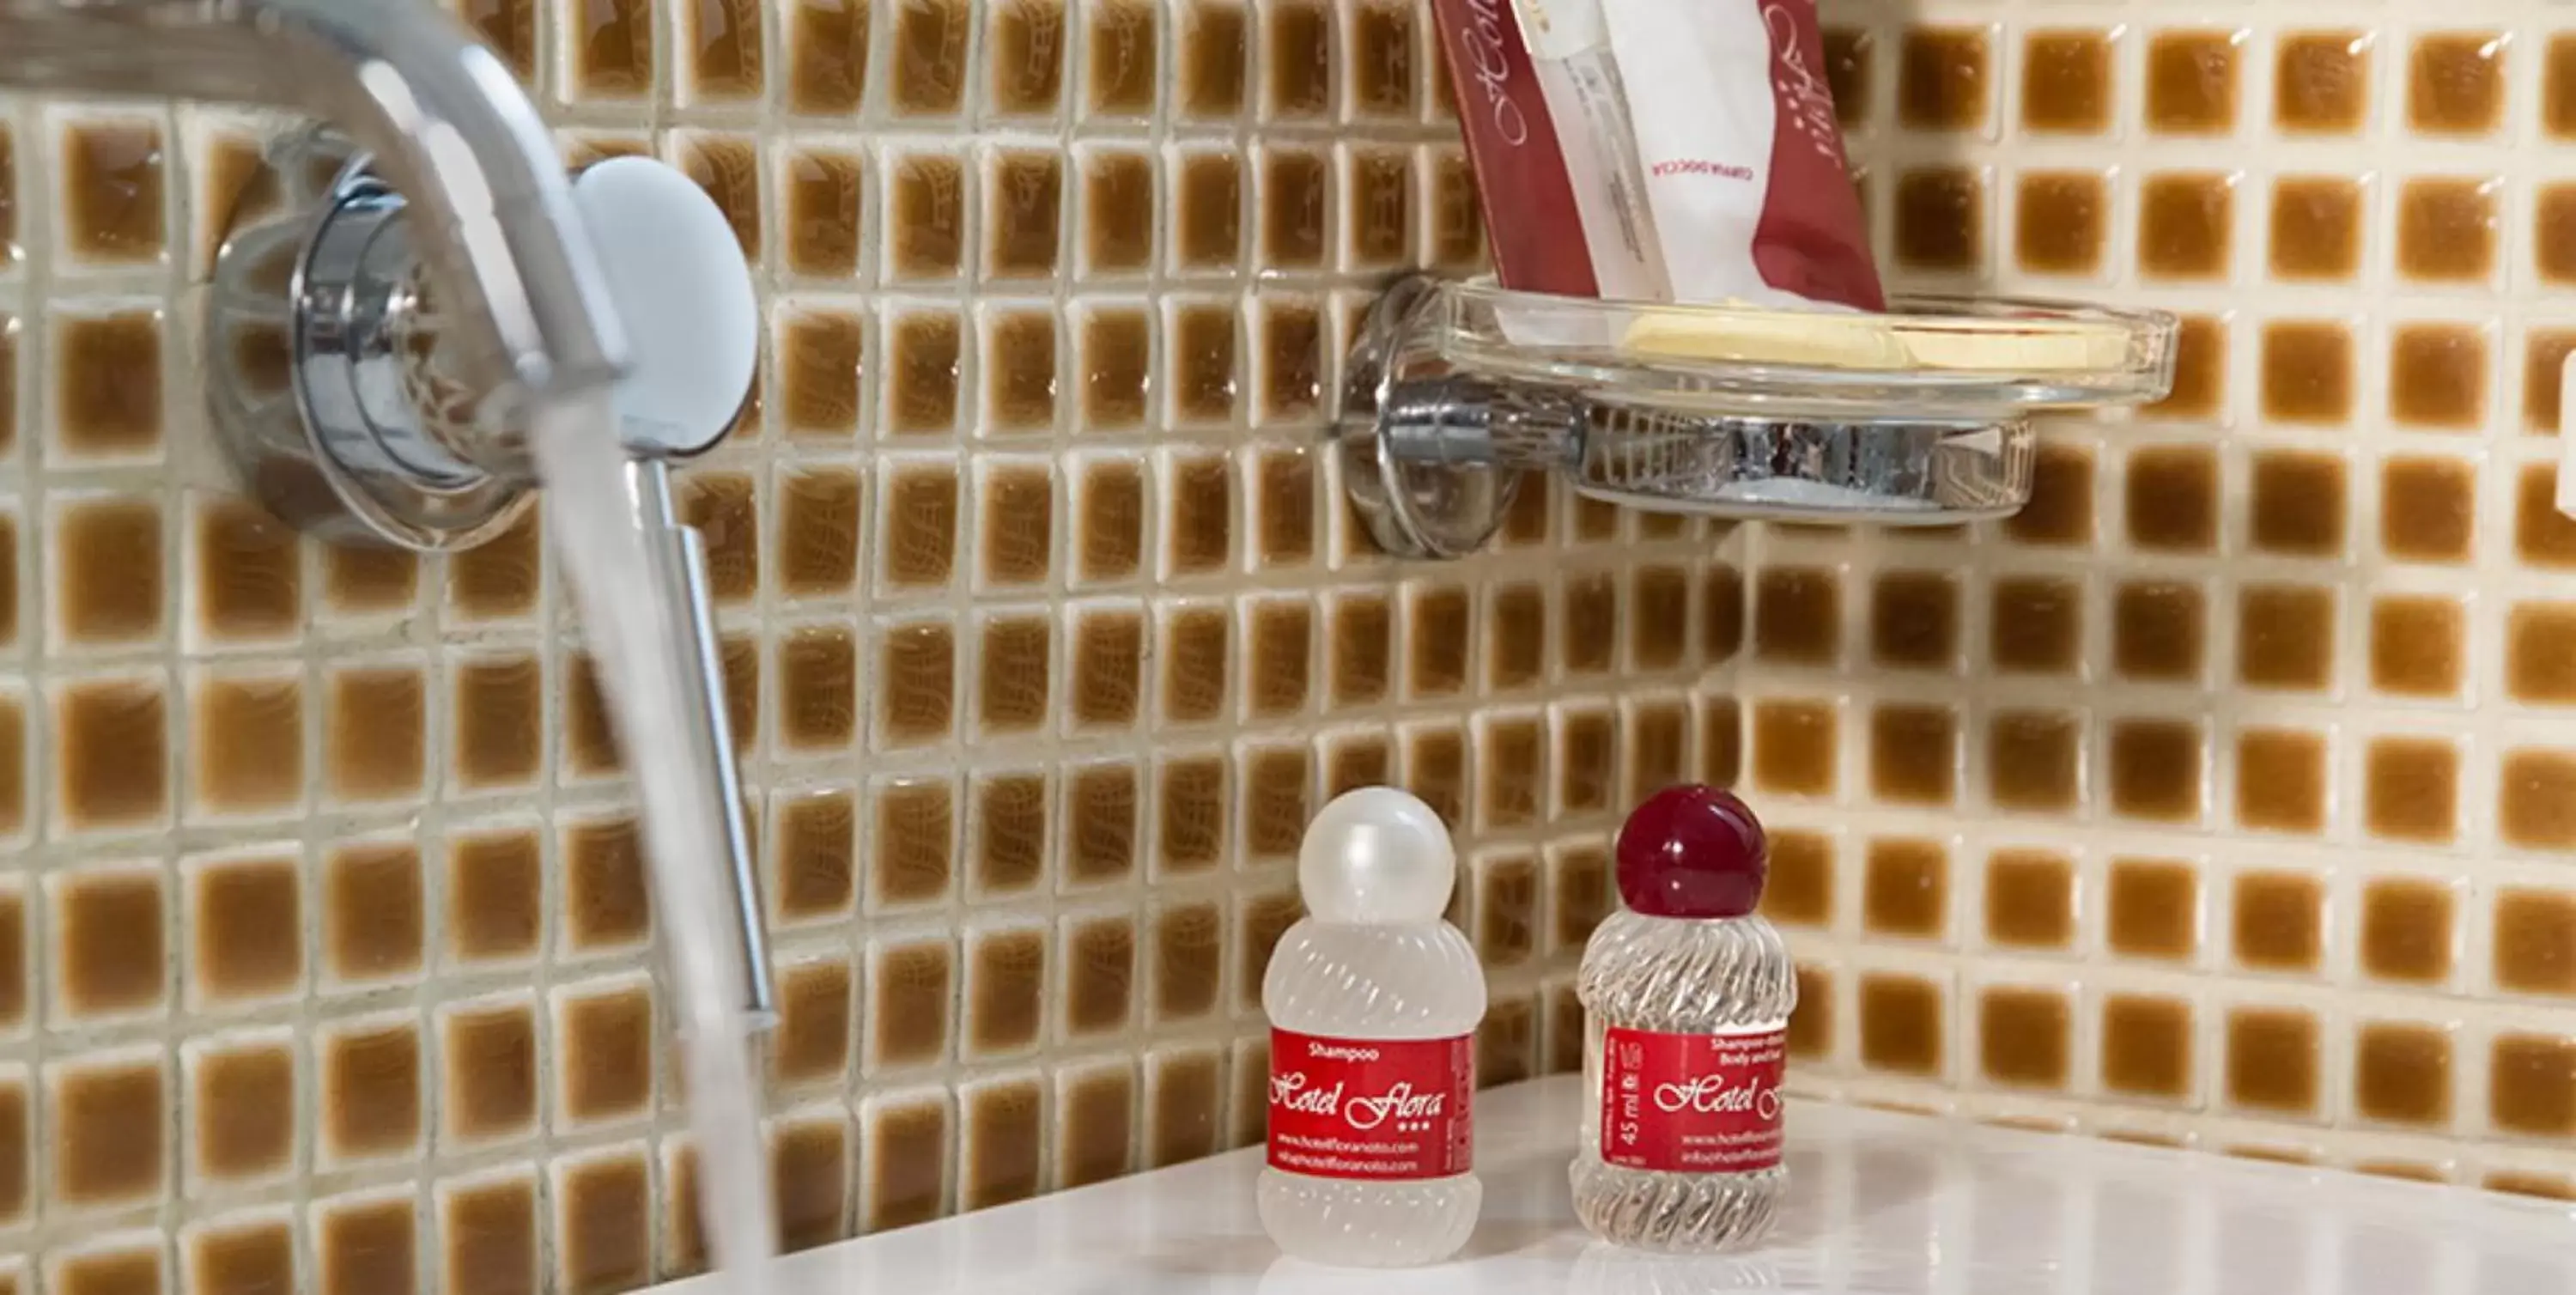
<box><xmin>1336</xmin><ymin>276</ymin><xmax>2180</xmax><ymax>558</ymax></box>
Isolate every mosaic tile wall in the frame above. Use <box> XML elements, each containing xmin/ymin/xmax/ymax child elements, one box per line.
<box><xmin>0</xmin><ymin>0</ymin><xmax>1754</xmax><ymax>1291</ymax></box>
<box><xmin>1772</xmin><ymin>0</ymin><xmax>2576</xmax><ymax>1201</ymax></box>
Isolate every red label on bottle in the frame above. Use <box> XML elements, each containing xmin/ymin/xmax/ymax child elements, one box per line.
<box><xmin>1599</xmin><ymin>1024</ymin><xmax>1788</xmax><ymax>1173</ymax></box>
<box><xmin>1267</xmin><ymin>1030</ymin><xmax>1475</xmax><ymax>1181</ymax></box>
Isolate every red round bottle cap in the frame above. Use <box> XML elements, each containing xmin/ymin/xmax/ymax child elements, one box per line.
<box><xmin>1615</xmin><ymin>785</ymin><xmax>1768</xmax><ymax>919</ymax></box>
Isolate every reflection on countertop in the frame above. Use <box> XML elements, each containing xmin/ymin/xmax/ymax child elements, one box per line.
<box><xmin>651</xmin><ymin>1075</ymin><xmax>2576</xmax><ymax>1294</ymax></box>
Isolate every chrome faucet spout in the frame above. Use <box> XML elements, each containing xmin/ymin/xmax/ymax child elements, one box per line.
<box><xmin>0</xmin><ymin>0</ymin><xmax>628</xmax><ymax>403</ymax></box>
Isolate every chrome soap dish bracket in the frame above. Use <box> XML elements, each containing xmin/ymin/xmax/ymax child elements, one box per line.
<box><xmin>1335</xmin><ymin>275</ymin><xmax>2183</xmax><ymax>559</ymax></box>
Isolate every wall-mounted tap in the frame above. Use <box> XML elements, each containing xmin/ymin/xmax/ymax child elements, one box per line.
<box><xmin>0</xmin><ymin>0</ymin><xmax>775</xmax><ymax>1025</ymax></box>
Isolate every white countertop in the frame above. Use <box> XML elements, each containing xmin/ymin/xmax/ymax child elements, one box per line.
<box><xmin>667</xmin><ymin>1076</ymin><xmax>2576</xmax><ymax>1294</ymax></box>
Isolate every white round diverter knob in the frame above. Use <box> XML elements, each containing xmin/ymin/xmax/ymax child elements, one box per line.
<box><xmin>570</xmin><ymin>156</ymin><xmax>760</xmax><ymax>457</ymax></box>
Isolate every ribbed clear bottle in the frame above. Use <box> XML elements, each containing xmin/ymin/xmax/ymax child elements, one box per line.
<box><xmin>1570</xmin><ymin>785</ymin><xmax>1796</xmax><ymax>1253</ymax></box>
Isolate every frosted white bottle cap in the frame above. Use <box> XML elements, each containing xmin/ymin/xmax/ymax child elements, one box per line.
<box><xmin>1297</xmin><ymin>787</ymin><xmax>1456</xmax><ymax>924</ymax></box>
<box><xmin>570</xmin><ymin>156</ymin><xmax>760</xmax><ymax>458</ymax></box>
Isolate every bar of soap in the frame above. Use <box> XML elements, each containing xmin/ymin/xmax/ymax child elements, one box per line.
<box><xmin>1621</xmin><ymin>311</ymin><xmax>1910</xmax><ymax>368</ymax></box>
<box><xmin>1897</xmin><ymin>318</ymin><xmax>2130</xmax><ymax>373</ymax></box>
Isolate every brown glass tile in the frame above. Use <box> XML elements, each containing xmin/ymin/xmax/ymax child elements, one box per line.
<box><xmin>1862</xmin><ymin>570</ymin><xmax>1954</xmax><ymax>669</ymax></box>
<box><xmin>2231</xmin><ymin>584</ymin><xmax>2332</xmax><ymax>693</ymax></box>
<box><xmin>1987</xmin><ymin>710</ymin><xmax>2081</xmax><ymax>813</ymax></box>
<box><xmin>2113</xmin><ymin>581</ymin><xmax>2207</xmax><ymax>682</ymax></box>
<box><xmin>1407</xmin><ymin>725</ymin><xmax>1468</xmax><ymax>828</ymax></box>
<box><xmin>2236</xmin><ymin>730</ymin><xmax>2328</xmax><ymax>835</ymax></box>
<box><xmin>1062</xmin><ymin>913</ymin><xmax>1136</xmax><ymax>1038</ymax></box>
<box><xmin>1086</xmin><ymin>0</ymin><xmax>1158</xmax><ymax>113</ymax></box>
<box><xmin>1555</xmin><ymin>708</ymin><xmax>1616</xmax><ymax>817</ymax></box>
<box><xmin>2101</xmin><ymin>994</ymin><xmax>2194</xmax><ymax>1097</ymax></box>
<box><xmin>2277</xmin><ymin>30</ymin><xmax>2370</xmax><ymax>132</ymax></box>
<box><xmin>2492</xmin><ymin>887</ymin><xmax>2576</xmax><ymax>996</ymax></box>
<box><xmin>188</xmin><ymin>853</ymin><xmax>299</xmax><ymax>1004</ymax></box>
<box><xmin>58</xmin><ymin>675</ymin><xmax>168</xmax><ymax>830</ymax></box>
<box><xmin>552</xmin><ymin>983</ymin><xmax>652</xmax><ymax>1126</ymax></box>
<box><xmin>968</xmin><ymin>313</ymin><xmax>1053</xmax><ymax>437</ymax></box>
<box><xmin>1058</xmin><ymin>1064</ymin><xmax>1135</xmax><ymax>1188</ymax></box>
<box><xmin>1069</xmin><ymin>605</ymin><xmax>1142</xmax><ymax>727</ymax></box>
<box><xmin>1892</xmin><ymin>167</ymin><xmax>1984</xmax><ymax>271</ymax></box>
<box><xmin>440</xmin><ymin>1173</ymin><xmax>537</xmax><ymax>1295</ymax></box>
<box><xmin>57</xmin><ymin>1245</ymin><xmax>164</xmax><ymax>1295</ymax></box>
<box><xmin>959</xmin><ymin>1079</ymin><xmax>1042</xmax><ymax>1210</ymax></box>
<box><xmin>1052</xmin><ymin>762</ymin><xmax>1133</xmax><ymax>888</ymax></box>
<box><xmin>969</xmin><ymin>463</ymin><xmax>1054</xmax><ymax>591</ymax></box>
<box><xmin>558</xmin><ymin>654</ymin><xmax>618</xmax><ymax>780</ymax></box>
<box><xmin>981</xmin><ymin>0</ymin><xmax>1066</xmax><ymax>114</ymax></box>
<box><xmin>1405</xmin><ymin>583</ymin><xmax>1470</xmax><ymax>698</ymax></box>
<box><xmin>57</xmin><ymin>865</ymin><xmax>166</xmax><ymax>1017</ymax></box>
<box><xmin>1760</xmin><ymin>831</ymin><xmax>1832</xmax><ymax>927</ymax></box>
<box><xmin>1259</xmin><ymin>0</ymin><xmax>1333</xmax><ymax>117</ymax></box>
<box><xmin>1250</xmin><ymin>451</ymin><xmax>1317</xmax><ymax>572</ymax></box>
<box><xmin>319</xmin><ymin>1018</ymin><xmax>420</xmax><ymax>1160</ymax></box>
<box><xmin>450</xmin><ymin>655</ymin><xmax>540</xmax><ymax>791</ymax></box>
<box><xmin>0</xmin><ymin>512</ymin><xmax>15</xmax><ymax>649</ymax></box>
<box><xmin>1989</xmin><ymin>577</ymin><xmax>2082</xmax><ymax>674</ymax></box>
<box><xmin>1309</xmin><ymin>595</ymin><xmax>1391</xmax><ymax>709</ymax></box>
<box><xmin>54</xmin><ymin>310</ymin><xmax>162</xmax><ymax>458</ymax></box>
<box><xmin>1079</xmin><ymin>150</ymin><xmax>1154</xmax><ymax>275</ymax></box>
<box><xmin>1782</xmin><ymin>965</ymin><xmax>1834</xmax><ymax>1061</ymax></box>
<box><xmin>778</xmin><ymin>311</ymin><xmax>864</xmax><ymax>441</ymax></box>
<box><xmin>2014</xmin><ymin>171</ymin><xmax>2106</xmax><ymax>275</ymax></box>
<box><xmin>965</xmin><ymin>928</ymin><xmax>1044</xmax><ymax>1057</ymax></box>
<box><xmin>2406</xmin><ymin>32</ymin><xmax>2505</xmax><ymax>135</ymax></box>
<box><xmin>559</xmin><ymin>817</ymin><xmax>647</xmax><ymax>954</ymax></box>
<box><xmin>2491</xmin><ymin>1035</ymin><xmax>2576</xmax><ymax>1134</ymax></box>
<box><xmin>322</xmin><ymin>841</ymin><xmax>422</xmax><ymax>986</ymax></box>
<box><xmin>2504</xmin><ymin>748</ymin><xmax>2576</xmax><ymax>849</ymax></box>
<box><xmin>860</xmin><ymin>939</ymin><xmax>951</xmax><ymax>1073</ymax></box>
<box><xmin>61</xmin><ymin>119</ymin><xmax>165</xmax><ymax>263</ymax></box>
<box><xmin>2547</xmin><ymin>34</ymin><xmax>2576</xmax><ymax>140</ymax></box>
<box><xmin>2355</xmin><ymin>737</ymin><xmax>2458</xmax><ymax>848</ymax></box>
<box><xmin>1479</xmin><ymin>998</ymin><xmax>1538</xmax><ymax>1087</ymax></box>
<box><xmin>886</xmin><ymin>153</ymin><xmax>967</xmax><ymax>279</ymax></box>
<box><xmin>781</xmin><ymin>149</ymin><xmax>864</xmax><ymax>278</ymax></box>
<box><xmin>2531</xmin><ymin>329</ymin><xmax>2576</xmax><ymax>430</ymax></box>
<box><xmin>190</xmin><ymin>1211</ymin><xmax>298</xmax><ymax>1295</ymax></box>
<box><xmin>764</xmin><ymin>625</ymin><xmax>854</xmax><ymax>752</ymax></box>
<box><xmin>191</xmin><ymin>672</ymin><xmax>303</xmax><ymax>816</ymax></box>
<box><xmin>1751</xmin><ymin>699</ymin><xmax>1837</xmax><ymax>797</ymax></box>
<box><xmin>2229</xmin><ymin>870</ymin><xmax>2325</xmax><ymax>971</ymax></box>
<box><xmin>2148</xmin><ymin>314</ymin><xmax>2228</xmax><ymax>420</ymax></box>
<box><xmin>964</xmin><ymin>616</ymin><xmax>1047</xmax><ymax>739</ymax></box>
<box><xmin>2137</xmin><ymin>173</ymin><xmax>2233</xmax><ymax>280</ymax></box>
<box><xmin>2126</xmin><ymin>447</ymin><xmax>2219</xmax><ymax>551</ymax></box>
<box><xmin>1236</xmin><ymin>888</ymin><xmax>1303</xmax><ymax>1013</ymax></box>
<box><xmin>1148</xmin><ymin>756</ymin><xmax>1222</xmax><ymax>879</ymax></box>
<box><xmin>1820</xmin><ymin>27</ymin><xmax>1873</xmax><ymax>124</ymax></box>
<box><xmin>1153</xmin><ymin>605</ymin><xmax>1226</xmax><ymax>725</ymax></box>
<box><xmin>1180</xmin><ymin>0</ymin><xmax>1249</xmax><ymax>117</ymax></box>
<box><xmin>0</xmin><ymin>696</ymin><xmax>19</xmax><ymax>843</ymax></box>
<box><xmin>2368</xmin><ymin>595</ymin><xmax>2464</xmax><ymax>697</ymax></box>
<box><xmin>440</xmin><ymin>998</ymin><xmax>536</xmax><ymax>1144</ymax></box>
<box><xmin>2247</xmin><ymin>451</ymin><xmax>2347</xmax><ymax>556</ymax></box>
<box><xmin>2510</xmin><ymin>604</ymin><xmax>2576</xmax><ymax>708</ymax></box>
<box><xmin>2110</xmin><ymin>720</ymin><xmax>2204</xmax><ymax>822</ymax></box>
<box><xmin>1896</xmin><ymin>27</ymin><xmax>1991</xmax><ymax>131</ymax></box>
<box><xmin>758</xmin><ymin>960</ymin><xmax>851</xmax><ymax>1090</ymax></box>
<box><xmin>2396</xmin><ymin>178</ymin><xmax>2499</xmax><ymax>282</ymax></box>
<box><xmin>1243</xmin><ymin>600</ymin><xmax>1310</xmax><ymax>720</ymax></box>
<box><xmin>1861</xmin><ymin>838</ymin><xmax>1949</xmax><ymax>939</ymax></box>
<box><xmin>1255</xmin><ymin>301</ymin><xmax>1322</xmax><ymax>427</ymax></box>
<box><xmin>0</xmin><ymin>888</ymin><xmax>20</xmax><ymax>1031</ymax></box>
<box><xmin>2380</xmin><ymin>465</ymin><xmax>2463</xmax><ymax>563</ymax></box>
<box><xmin>1345</xmin><ymin>0</ymin><xmax>1414</xmax><ymax>118</ymax></box>
<box><xmin>49</xmin><ymin>1056</ymin><xmax>161</xmax><ymax>1209</ymax></box>
<box><xmin>2344</xmin><ymin>1022</ymin><xmax>2452</xmax><ymax>1127</ymax></box>
<box><xmin>1145</xmin><ymin>1048</ymin><xmax>1224</xmax><ymax>1169</ymax></box>
<box><xmin>679</xmin><ymin>476</ymin><xmax>758</xmax><ymax>605</ymax></box>
<box><xmin>571</xmin><ymin>0</ymin><xmax>653</xmax><ymax>94</ymax></box>
<box><xmin>1978</xmin><ymin>988</ymin><xmax>2071</xmax><ymax>1088</ymax></box>
<box><xmin>314</xmin><ymin>1194</ymin><xmax>418</xmax><ymax>1295</ymax></box>
<box><xmin>192</xmin><ymin>498</ymin><xmax>300</xmax><ymax>641</ymax></box>
<box><xmin>443</xmin><ymin>828</ymin><xmax>538</xmax><ymax>967</ymax></box>
<box><xmin>2022</xmin><ymin>28</ymin><xmax>2112</xmax><ymax>133</ymax></box>
<box><xmin>884</xmin><ymin>313</ymin><xmax>963</xmax><ymax>438</ymax></box>
<box><xmin>860</xmin><ymin>781</ymin><xmax>950</xmax><ymax>910</ymax></box>
<box><xmin>1344</xmin><ymin>147</ymin><xmax>1413</xmax><ymax>268</ymax></box>
<box><xmin>1857</xmin><ymin>973</ymin><xmax>1944</xmax><ymax>1076</ymax></box>
<box><xmin>1754</xmin><ymin>568</ymin><xmax>1841</xmax><ymax>666</ymax></box>
<box><xmin>866</xmin><ymin>1100</ymin><xmax>954</xmax><ymax>1235</ymax></box>
<box><xmin>1164</xmin><ymin>452</ymin><xmax>1233</xmax><ymax>572</ymax></box>
<box><xmin>675</xmin><ymin>135</ymin><xmax>761</xmax><ymax>259</ymax></box>
<box><xmin>2261</xmin><ymin>320</ymin><xmax>2354</xmax><ymax>424</ymax></box>
<box><xmin>969</xmin><ymin>774</ymin><xmax>1047</xmax><ymax>898</ymax></box>
<box><xmin>2147</xmin><ymin>28</ymin><xmax>2242</xmax><ymax>133</ymax></box>
<box><xmin>2269</xmin><ymin>176</ymin><xmax>2363</xmax><ymax>280</ymax></box>
<box><xmin>986</xmin><ymin>151</ymin><xmax>1063</xmax><ymax>277</ymax></box>
<box><xmin>1868</xmin><ymin>705</ymin><xmax>1958</xmax><ymax>806</ymax></box>
<box><xmin>1261</xmin><ymin>149</ymin><xmax>1328</xmax><ymax>269</ymax></box>
<box><xmin>2387</xmin><ymin>324</ymin><xmax>2488</xmax><ymax>430</ymax></box>
<box><xmin>1072</xmin><ymin>459</ymin><xmax>1145</xmax><ymax>584</ymax></box>
<box><xmin>57</xmin><ymin>495</ymin><xmax>164</xmax><ymax>644</ymax></box>
<box><xmin>2224</xmin><ymin>1007</ymin><xmax>2320</xmax><ymax>1114</ymax></box>
<box><xmin>1167</xmin><ymin>152</ymin><xmax>1243</xmax><ymax>272</ymax></box>
<box><xmin>442</xmin><ymin>505</ymin><xmax>543</xmax><ymax>622</ymax></box>
<box><xmin>1984</xmin><ymin>849</ymin><xmax>2075</xmax><ymax>949</ymax></box>
<box><xmin>551</xmin><ymin>1152</ymin><xmax>651</xmax><ymax>1295</ymax></box>
<box><xmin>1625</xmin><ymin>701</ymin><xmax>1688</xmax><ymax>808</ymax></box>
<box><xmin>2341</xmin><ymin>876</ymin><xmax>2454</xmax><ymax>988</ymax></box>
<box><xmin>1150</xmin><ymin>901</ymin><xmax>1224</xmax><ymax>1019</ymax></box>
<box><xmin>872</xmin><ymin>620</ymin><xmax>953</xmax><ymax>745</ymax></box>
<box><xmin>1224</xmin><ymin>747</ymin><xmax>1302</xmax><ymax>867</ymax></box>
<box><xmin>2107</xmin><ymin>857</ymin><xmax>2200</xmax><ymax>960</ymax></box>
